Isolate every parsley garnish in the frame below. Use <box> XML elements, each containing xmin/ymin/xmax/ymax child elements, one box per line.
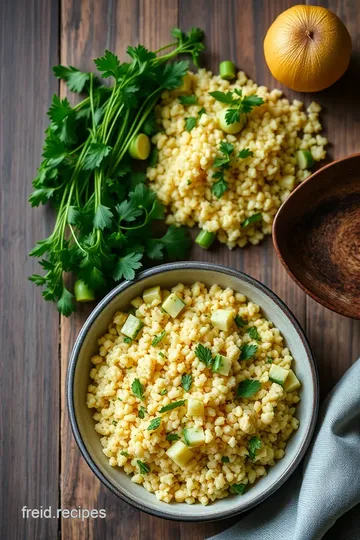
<box><xmin>209</xmin><ymin>89</ymin><xmax>264</xmax><ymax>126</ymax></box>
<box><xmin>239</xmin><ymin>343</ymin><xmax>258</xmax><ymax>361</ymax></box>
<box><xmin>151</xmin><ymin>331</ymin><xmax>166</xmax><ymax>346</ymax></box>
<box><xmin>131</xmin><ymin>378</ymin><xmax>144</xmax><ymax>400</ymax></box>
<box><xmin>166</xmin><ymin>433</ymin><xmax>180</xmax><ymax>442</ymax></box>
<box><xmin>198</xmin><ymin>107</ymin><xmax>206</xmax><ymax>117</ymax></box>
<box><xmin>138</xmin><ymin>406</ymin><xmax>147</xmax><ymax>419</ymax></box>
<box><xmin>137</xmin><ymin>460</ymin><xmax>150</xmax><ymax>474</ymax></box>
<box><xmin>234</xmin><ymin>315</ymin><xmax>247</xmax><ymax>328</ymax></box>
<box><xmin>159</xmin><ymin>352</ymin><xmax>165</xmax><ymax>358</ymax></box>
<box><xmin>237</xmin><ymin>379</ymin><xmax>261</xmax><ymax>398</ymax></box>
<box><xmin>248</xmin><ymin>437</ymin><xmax>261</xmax><ymax>460</ymax></box>
<box><xmin>185</xmin><ymin>117</ymin><xmax>197</xmax><ymax>132</ymax></box>
<box><xmin>241</xmin><ymin>213</ymin><xmax>262</xmax><ymax>228</ymax></box>
<box><xmin>266</xmin><ymin>357</ymin><xmax>273</xmax><ymax>364</ymax></box>
<box><xmin>212</xmin><ymin>354</ymin><xmax>223</xmax><ymax>373</ymax></box>
<box><xmin>248</xmin><ymin>327</ymin><xmax>260</xmax><ymax>341</ymax></box>
<box><xmin>179</xmin><ymin>95</ymin><xmax>198</xmax><ymax>105</ymax></box>
<box><xmin>159</xmin><ymin>400</ymin><xmax>186</xmax><ymax>413</ymax></box>
<box><xmin>195</xmin><ymin>343</ymin><xmax>213</xmax><ymax>367</ymax></box>
<box><xmin>221</xmin><ymin>456</ymin><xmax>230</xmax><ymax>463</ymax></box>
<box><xmin>181</xmin><ymin>374</ymin><xmax>192</xmax><ymax>392</ymax></box>
<box><xmin>147</xmin><ymin>417</ymin><xmax>162</xmax><ymax>431</ymax></box>
<box><xmin>211</xmin><ymin>141</ymin><xmax>253</xmax><ymax>199</ymax></box>
<box><xmin>238</xmin><ymin>148</ymin><xmax>254</xmax><ymax>159</ymax></box>
<box><xmin>112</xmin><ymin>420</ymin><xmax>118</xmax><ymax>426</ymax></box>
<box><xmin>120</xmin><ymin>450</ymin><xmax>129</xmax><ymax>457</ymax></box>
<box><xmin>124</xmin><ymin>337</ymin><xmax>132</xmax><ymax>344</ymax></box>
<box><xmin>28</xmin><ymin>29</ymin><xmax>205</xmax><ymax>315</ymax></box>
<box><xmin>160</xmin><ymin>389</ymin><xmax>168</xmax><ymax>395</ymax></box>
<box><xmin>230</xmin><ymin>483</ymin><xmax>246</xmax><ymax>495</ymax></box>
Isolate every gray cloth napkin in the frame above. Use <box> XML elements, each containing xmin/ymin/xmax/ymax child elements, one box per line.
<box><xmin>208</xmin><ymin>359</ymin><xmax>360</xmax><ymax>540</ymax></box>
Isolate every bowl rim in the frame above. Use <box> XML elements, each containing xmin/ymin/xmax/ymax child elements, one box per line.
<box><xmin>272</xmin><ymin>152</ymin><xmax>360</xmax><ymax>320</ymax></box>
<box><xmin>66</xmin><ymin>261</ymin><xmax>319</xmax><ymax>522</ymax></box>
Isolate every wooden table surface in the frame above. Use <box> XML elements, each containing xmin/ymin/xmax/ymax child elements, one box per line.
<box><xmin>1</xmin><ymin>0</ymin><xmax>359</xmax><ymax>538</ymax></box>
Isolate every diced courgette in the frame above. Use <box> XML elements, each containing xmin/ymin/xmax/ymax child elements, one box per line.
<box><xmin>296</xmin><ymin>149</ymin><xmax>314</xmax><ymax>170</ymax></box>
<box><xmin>211</xmin><ymin>309</ymin><xmax>234</xmax><ymax>331</ymax></box>
<box><xmin>283</xmin><ymin>369</ymin><xmax>301</xmax><ymax>392</ymax></box>
<box><xmin>121</xmin><ymin>314</ymin><xmax>144</xmax><ymax>339</ymax></box>
<box><xmin>183</xmin><ymin>427</ymin><xmax>205</xmax><ymax>447</ymax></box>
<box><xmin>269</xmin><ymin>364</ymin><xmax>289</xmax><ymax>386</ymax></box>
<box><xmin>162</xmin><ymin>293</ymin><xmax>185</xmax><ymax>318</ymax></box>
<box><xmin>143</xmin><ymin>286</ymin><xmax>162</xmax><ymax>305</ymax></box>
<box><xmin>166</xmin><ymin>440</ymin><xmax>193</xmax><ymax>468</ymax></box>
<box><xmin>187</xmin><ymin>398</ymin><xmax>204</xmax><ymax>417</ymax></box>
<box><xmin>213</xmin><ymin>354</ymin><xmax>232</xmax><ymax>376</ymax></box>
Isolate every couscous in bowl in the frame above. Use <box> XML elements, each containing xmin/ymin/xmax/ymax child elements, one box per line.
<box><xmin>67</xmin><ymin>262</ymin><xmax>318</xmax><ymax>521</ymax></box>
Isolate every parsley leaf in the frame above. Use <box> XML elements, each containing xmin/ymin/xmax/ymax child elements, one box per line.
<box><xmin>238</xmin><ymin>148</ymin><xmax>254</xmax><ymax>159</ymax></box>
<box><xmin>131</xmin><ymin>378</ymin><xmax>144</xmax><ymax>400</ymax></box>
<box><xmin>116</xmin><ymin>200</ymin><xmax>143</xmax><ymax>222</ymax></box>
<box><xmin>166</xmin><ymin>433</ymin><xmax>180</xmax><ymax>442</ymax></box>
<box><xmin>179</xmin><ymin>95</ymin><xmax>198</xmax><ymax>105</ymax></box>
<box><xmin>93</xmin><ymin>204</ymin><xmax>113</xmax><ymax>230</ymax></box>
<box><xmin>221</xmin><ymin>456</ymin><xmax>230</xmax><ymax>463</ymax></box>
<box><xmin>152</xmin><ymin>331</ymin><xmax>166</xmax><ymax>346</ymax></box>
<box><xmin>181</xmin><ymin>373</ymin><xmax>192</xmax><ymax>392</ymax></box>
<box><xmin>239</xmin><ymin>343</ymin><xmax>258</xmax><ymax>360</ymax></box>
<box><xmin>195</xmin><ymin>343</ymin><xmax>213</xmax><ymax>367</ymax></box>
<box><xmin>157</xmin><ymin>225</ymin><xmax>191</xmax><ymax>260</ymax></box>
<box><xmin>83</xmin><ymin>142</ymin><xmax>111</xmax><ymax>170</ymax></box>
<box><xmin>237</xmin><ymin>379</ymin><xmax>261</xmax><ymax>398</ymax></box>
<box><xmin>53</xmin><ymin>65</ymin><xmax>90</xmax><ymax>93</ymax></box>
<box><xmin>211</xmin><ymin>177</ymin><xmax>229</xmax><ymax>198</ymax></box>
<box><xmin>248</xmin><ymin>437</ymin><xmax>262</xmax><ymax>460</ymax></box>
<box><xmin>209</xmin><ymin>91</ymin><xmax>235</xmax><ymax>104</ymax></box>
<box><xmin>113</xmin><ymin>252</ymin><xmax>143</xmax><ymax>281</ymax></box>
<box><xmin>266</xmin><ymin>357</ymin><xmax>273</xmax><ymax>364</ymax></box>
<box><xmin>138</xmin><ymin>406</ymin><xmax>147</xmax><ymax>419</ymax></box>
<box><xmin>230</xmin><ymin>483</ymin><xmax>246</xmax><ymax>495</ymax></box>
<box><xmin>147</xmin><ymin>417</ymin><xmax>162</xmax><ymax>431</ymax></box>
<box><xmin>120</xmin><ymin>451</ymin><xmax>129</xmax><ymax>457</ymax></box>
<box><xmin>185</xmin><ymin>117</ymin><xmax>197</xmax><ymax>132</ymax></box>
<box><xmin>198</xmin><ymin>107</ymin><xmax>206</xmax><ymax>117</ymax></box>
<box><xmin>48</xmin><ymin>95</ymin><xmax>73</xmax><ymax>124</ymax></box>
<box><xmin>235</xmin><ymin>315</ymin><xmax>247</xmax><ymax>328</ymax></box>
<box><xmin>241</xmin><ymin>94</ymin><xmax>265</xmax><ymax>113</ymax></box>
<box><xmin>241</xmin><ymin>213</ymin><xmax>262</xmax><ymax>228</ymax></box>
<box><xmin>57</xmin><ymin>286</ymin><xmax>75</xmax><ymax>317</ymax></box>
<box><xmin>248</xmin><ymin>327</ymin><xmax>261</xmax><ymax>341</ymax></box>
<box><xmin>94</xmin><ymin>50</ymin><xmax>122</xmax><ymax>79</ymax></box>
<box><xmin>209</xmin><ymin>89</ymin><xmax>264</xmax><ymax>126</ymax></box>
<box><xmin>159</xmin><ymin>400</ymin><xmax>186</xmax><ymax>413</ymax></box>
<box><xmin>137</xmin><ymin>460</ymin><xmax>150</xmax><ymax>474</ymax></box>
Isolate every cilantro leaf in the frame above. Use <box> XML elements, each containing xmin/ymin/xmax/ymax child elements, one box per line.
<box><xmin>241</xmin><ymin>213</ymin><xmax>262</xmax><ymax>228</ymax></box>
<box><xmin>113</xmin><ymin>252</ymin><xmax>143</xmax><ymax>281</ymax></box>
<box><xmin>131</xmin><ymin>378</ymin><xmax>144</xmax><ymax>400</ymax></box>
<box><xmin>179</xmin><ymin>95</ymin><xmax>198</xmax><ymax>105</ymax></box>
<box><xmin>116</xmin><ymin>200</ymin><xmax>143</xmax><ymax>222</ymax></box>
<box><xmin>248</xmin><ymin>327</ymin><xmax>261</xmax><ymax>341</ymax></box>
<box><xmin>83</xmin><ymin>142</ymin><xmax>111</xmax><ymax>170</ymax></box>
<box><xmin>221</xmin><ymin>456</ymin><xmax>230</xmax><ymax>463</ymax></box>
<box><xmin>238</xmin><ymin>148</ymin><xmax>254</xmax><ymax>159</ymax></box>
<box><xmin>212</xmin><ymin>178</ymin><xmax>229</xmax><ymax>198</ymax></box>
<box><xmin>160</xmin><ymin>61</ymin><xmax>189</xmax><ymax>90</ymax></box>
<box><xmin>230</xmin><ymin>483</ymin><xmax>246</xmax><ymax>495</ymax></box>
<box><xmin>48</xmin><ymin>95</ymin><xmax>72</xmax><ymax>124</ymax></box>
<box><xmin>42</xmin><ymin>133</ymin><xmax>67</xmax><ymax>166</ymax></box>
<box><xmin>185</xmin><ymin>117</ymin><xmax>197</xmax><ymax>132</ymax></box>
<box><xmin>94</xmin><ymin>50</ymin><xmax>122</xmax><ymax>78</ymax></box>
<box><xmin>241</xmin><ymin>94</ymin><xmax>264</xmax><ymax>113</ymax></box>
<box><xmin>225</xmin><ymin>108</ymin><xmax>241</xmax><ymax>125</ymax></box>
<box><xmin>29</xmin><ymin>187</ymin><xmax>55</xmax><ymax>207</ymax></box>
<box><xmin>93</xmin><ymin>204</ymin><xmax>113</xmax><ymax>230</ymax></box>
<box><xmin>209</xmin><ymin>91</ymin><xmax>235</xmax><ymax>104</ymax></box>
<box><xmin>239</xmin><ymin>343</ymin><xmax>258</xmax><ymax>361</ymax></box>
<box><xmin>147</xmin><ymin>417</ymin><xmax>161</xmax><ymax>431</ymax></box>
<box><xmin>219</xmin><ymin>141</ymin><xmax>234</xmax><ymax>156</ymax></box>
<box><xmin>235</xmin><ymin>315</ymin><xmax>247</xmax><ymax>328</ymax></box>
<box><xmin>237</xmin><ymin>379</ymin><xmax>261</xmax><ymax>398</ymax></box>
<box><xmin>248</xmin><ymin>436</ymin><xmax>262</xmax><ymax>460</ymax></box>
<box><xmin>159</xmin><ymin>400</ymin><xmax>186</xmax><ymax>413</ymax></box>
<box><xmin>138</xmin><ymin>405</ymin><xmax>147</xmax><ymax>419</ymax></box>
<box><xmin>181</xmin><ymin>373</ymin><xmax>192</xmax><ymax>392</ymax></box>
<box><xmin>137</xmin><ymin>460</ymin><xmax>150</xmax><ymax>474</ymax></box>
<box><xmin>166</xmin><ymin>433</ymin><xmax>180</xmax><ymax>442</ymax></box>
<box><xmin>127</xmin><ymin>44</ymin><xmax>156</xmax><ymax>66</ymax></box>
<box><xmin>152</xmin><ymin>331</ymin><xmax>166</xmax><ymax>346</ymax></box>
<box><xmin>195</xmin><ymin>343</ymin><xmax>213</xmax><ymax>367</ymax></box>
<box><xmin>53</xmin><ymin>65</ymin><xmax>90</xmax><ymax>93</ymax></box>
<box><xmin>57</xmin><ymin>287</ymin><xmax>75</xmax><ymax>317</ymax></box>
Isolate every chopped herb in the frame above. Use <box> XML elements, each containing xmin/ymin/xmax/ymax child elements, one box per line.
<box><xmin>248</xmin><ymin>437</ymin><xmax>262</xmax><ymax>460</ymax></box>
<box><xmin>166</xmin><ymin>433</ymin><xmax>180</xmax><ymax>442</ymax></box>
<box><xmin>120</xmin><ymin>451</ymin><xmax>129</xmax><ymax>457</ymax></box>
<box><xmin>159</xmin><ymin>400</ymin><xmax>186</xmax><ymax>413</ymax></box>
<box><xmin>179</xmin><ymin>94</ymin><xmax>198</xmax><ymax>105</ymax></box>
<box><xmin>112</xmin><ymin>420</ymin><xmax>118</xmax><ymax>426</ymax></box>
<box><xmin>221</xmin><ymin>456</ymin><xmax>230</xmax><ymax>463</ymax></box>
<box><xmin>248</xmin><ymin>326</ymin><xmax>260</xmax><ymax>341</ymax></box>
<box><xmin>181</xmin><ymin>373</ymin><xmax>192</xmax><ymax>392</ymax></box>
<box><xmin>160</xmin><ymin>389</ymin><xmax>168</xmax><ymax>395</ymax></box>
<box><xmin>185</xmin><ymin>117</ymin><xmax>197</xmax><ymax>132</ymax></box>
<box><xmin>239</xmin><ymin>343</ymin><xmax>258</xmax><ymax>361</ymax></box>
<box><xmin>237</xmin><ymin>379</ymin><xmax>261</xmax><ymax>398</ymax></box>
<box><xmin>209</xmin><ymin>89</ymin><xmax>264</xmax><ymax>126</ymax></box>
<box><xmin>117</xmin><ymin>397</ymin><xmax>122</xmax><ymax>401</ymax></box>
<box><xmin>211</xmin><ymin>140</ymin><xmax>235</xmax><ymax>198</ymax></box>
<box><xmin>230</xmin><ymin>483</ymin><xmax>246</xmax><ymax>495</ymax></box>
<box><xmin>159</xmin><ymin>352</ymin><xmax>165</xmax><ymax>358</ymax></box>
<box><xmin>124</xmin><ymin>337</ymin><xmax>132</xmax><ymax>344</ymax></box>
<box><xmin>238</xmin><ymin>148</ymin><xmax>254</xmax><ymax>159</ymax></box>
<box><xmin>137</xmin><ymin>460</ymin><xmax>150</xmax><ymax>474</ymax></box>
<box><xmin>138</xmin><ymin>405</ymin><xmax>147</xmax><ymax>419</ymax></box>
<box><xmin>241</xmin><ymin>213</ymin><xmax>262</xmax><ymax>228</ymax></box>
<box><xmin>147</xmin><ymin>417</ymin><xmax>161</xmax><ymax>431</ymax></box>
<box><xmin>198</xmin><ymin>107</ymin><xmax>206</xmax><ymax>117</ymax></box>
<box><xmin>266</xmin><ymin>357</ymin><xmax>273</xmax><ymax>364</ymax></box>
<box><xmin>131</xmin><ymin>378</ymin><xmax>144</xmax><ymax>400</ymax></box>
<box><xmin>152</xmin><ymin>331</ymin><xmax>166</xmax><ymax>346</ymax></box>
<box><xmin>212</xmin><ymin>354</ymin><xmax>223</xmax><ymax>373</ymax></box>
<box><xmin>195</xmin><ymin>343</ymin><xmax>213</xmax><ymax>367</ymax></box>
<box><xmin>187</xmin><ymin>180</ymin><xmax>192</xmax><ymax>185</ymax></box>
<box><xmin>234</xmin><ymin>314</ymin><xmax>247</xmax><ymax>328</ymax></box>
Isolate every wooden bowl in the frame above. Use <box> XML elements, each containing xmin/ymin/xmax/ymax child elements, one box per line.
<box><xmin>273</xmin><ymin>154</ymin><xmax>360</xmax><ymax>319</ymax></box>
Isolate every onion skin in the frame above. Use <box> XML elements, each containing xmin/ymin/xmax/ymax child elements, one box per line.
<box><xmin>264</xmin><ymin>5</ymin><xmax>352</xmax><ymax>92</ymax></box>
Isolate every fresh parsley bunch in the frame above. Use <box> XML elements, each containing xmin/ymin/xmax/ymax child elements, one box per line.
<box><xmin>29</xmin><ymin>28</ymin><xmax>205</xmax><ymax>316</ymax></box>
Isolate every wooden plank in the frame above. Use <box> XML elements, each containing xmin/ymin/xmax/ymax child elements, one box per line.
<box><xmin>0</xmin><ymin>0</ymin><xmax>60</xmax><ymax>539</ymax></box>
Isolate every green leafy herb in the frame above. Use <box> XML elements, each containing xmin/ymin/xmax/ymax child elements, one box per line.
<box><xmin>166</xmin><ymin>433</ymin><xmax>180</xmax><ymax>442</ymax></box>
<box><xmin>230</xmin><ymin>483</ymin><xmax>246</xmax><ymax>495</ymax></box>
<box><xmin>248</xmin><ymin>327</ymin><xmax>261</xmax><ymax>341</ymax></box>
<box><xmin>112</xmin><ymin>420</ymin><xmax>118</xmax><ymax>426</ymax></box>
<box><xmin>234</xmin><ymin>315</ymin><xmax>247</xmax><ymax>328</ymax></box>
<box><xmin>120</xmin><ymin>450</ymin><xmax>129</xmax><ymax>457</ymax></box>
<box><xmin>195</xmin><ymin>343</ymin><xmax>213</xmax><ymax>367</ymax></box>
<box><xmin>239</xmin><ymin>343</ymin><xmax>258</xmax><ymax>361</ymax></box>
<box><xmin>238</xmin><ymin>148</ymin><xmax>254</xmax><ymax>159</ymax></box>
<box><xmin>179</xmin><ymin>95</ymin><xmax>198</xmax><ymax>105</ymax></box>
<box><xmin>149</xmin><ymin>147</ymin><xmax>159</xmax><ymax>167</ymax></box>
<box><xmin>29</xmin><ymin>29</ymin><xmax>205</xmax><ymax>315</ymax></box>
<box><xmin>212</xmin><ymin>354</ymin><xmax>223</xmax><ymax>373</ymax></box>
<box><xmin>221</xmin><ymin>456</ymin><xmax>230</xmax><ymax>463</ymax></box>
<box><xmin>185</xmin><ymin>117</ymin><xmax>197</xmax><ymax>132</ymax></box>
<box><xmin>241</xmin><ymin>213</ymin><xmax>262</xmax><ymax>228</ymax></box>
<box><xmin>248</xmin><ymin>437</ymin><xmax>262</xmax><ymax>460</ymax></box>
<box><xmin>211</xmin><ymin>140</ymin><xmax>235</xmax><ymax>198</ymax></box>
<box><xmin>160</xmin><ymin>389</ymin><xmax>168</xmax><ymax>395</ymax></box>
<box><xmin>138</xmin><ymin>405</ymin><xmax>147</xmax><ymax>419</ymax></box>
<box><xmin>117</xmin><ymin>397</ymin><xmax>122</xmax><ymax>401</ymax></box>
<box><xmin>147</xmin><ymin>417</ymin><xmax>162</xmax><ymax>431</ymax></box>
<box><xmin>237</xmin><ymin>379</ymin><xmax>261</xmax><ymax>398</ymax></box>
<box><xmin>131</xmin><ymin>378</ymin><xmax>144</xmax><ymax>400</ymax></box>
<box><xmin>159</xmin><ymin>400</ymin><xmax>186</xmax><ymax>413</ymax></box>
<box><xmin>152</xmin><ymin>331</ymin><xmax>166</xmax><ymax>346</ymax></box>
<box><xmin>124</xmin><ymin>337</ymin><xmax>132</xmax><ymax>344</ymax></box>
<box><xmin>159</xmin><ymin>352</ymin><xmax>165</xmax><ymax>358</ymax></box>
<box><xmin>137</xmin><ymin>460</ymin><xmax>150</xmax><ymax>474</ymax></box>
<box><xmin>181</xmin><ymin>373</ymin><xmax>193</xmax><ymax>392</ymax></box>
<box><xmin>198</xmin><ymin>107</ymin><xmax>206</xmax><ymax>117</ymax></box>
<box><xmin>266</xmin><ymin>357</ymin><xmax>273</xmax><ymax>364</ymax></box>
<box><xmin>209</xmin><ymin>89</ymin><xmax>264</xmax><ymax>126</ymax></box>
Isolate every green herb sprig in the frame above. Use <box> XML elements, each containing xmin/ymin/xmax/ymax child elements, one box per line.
<box><xmin>211</xmin><ymin>142</ymin><xmax>253</xmax><ymax>198</ymax></box>
<box><xmin>209</xmin><ymin>89</ymin><xmax>264</xmax><ymax>126</ymax></box>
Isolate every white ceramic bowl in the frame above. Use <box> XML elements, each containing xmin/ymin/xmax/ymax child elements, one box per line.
<box><xmin>67</xmin><ymin>262</ymin><xmax>318</xmax><ymax>521</ymax></box>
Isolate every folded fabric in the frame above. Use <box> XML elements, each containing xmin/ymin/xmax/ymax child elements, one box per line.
<box><xmin>208</xmin><ymin>359</ymin><xmax>360</xmax><ymax>540</ymax></box>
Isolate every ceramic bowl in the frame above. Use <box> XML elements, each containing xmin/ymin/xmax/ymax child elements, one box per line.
<box><xmin>67</xmin><ymin>262</ymin><xmax>318</xmax><ymax>521</ymax></box>
<box><xmin>273</xmin><ymin>153</ymin><xmax>360</xmax><ymax>319</ymax></box>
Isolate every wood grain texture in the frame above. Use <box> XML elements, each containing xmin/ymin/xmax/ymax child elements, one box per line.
<box><xmin>0</xmin><ymin>0</ymin><xmax>60</xmax><ymax>539</ymax></box>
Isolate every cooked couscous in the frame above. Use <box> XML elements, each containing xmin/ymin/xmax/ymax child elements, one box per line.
<box><xmin>147</xmin><ymin>69</ymin><xmax>328</xmax><ymax>248</ymax></box>
<box><xmin>87</xmin><ymin>282</ymin><xmax>301</xmax><ymax>505</ymax></box>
